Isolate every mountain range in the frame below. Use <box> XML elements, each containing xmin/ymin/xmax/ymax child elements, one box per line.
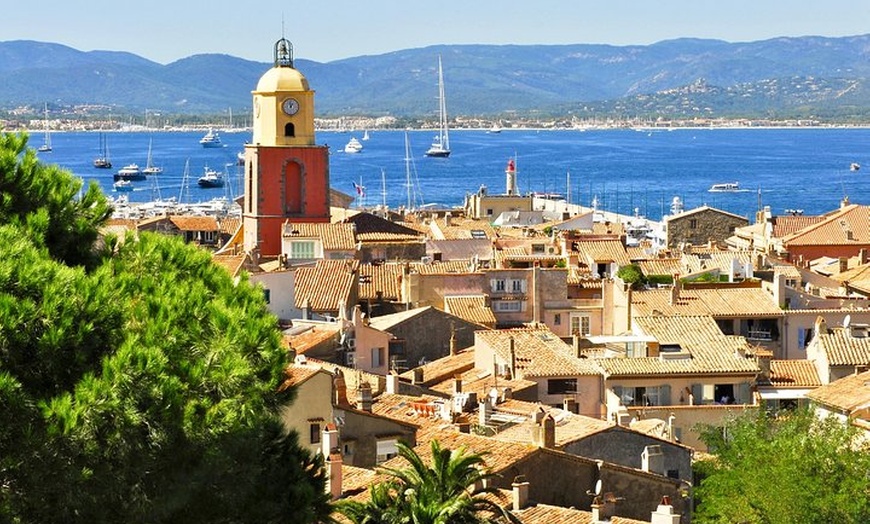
<box><xmin>3</xmin><ymin>35</ymin><xmax>870</xmax><ymax>119</ymax></box>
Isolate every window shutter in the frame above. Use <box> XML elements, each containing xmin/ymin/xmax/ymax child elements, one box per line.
<box><xmin>737</xmin><ymin>383</ymin><xmax>750</xmax><ymax>404</ymax></box>
<box><xmin>691</xmin><ymin>384</ymin><xmax>703</xmax><ymax>404</ymax></box>
<box><xmin>521</xmin><ymin>279</ymin><xmax>528</xmax><ymax>293</ymax></box>
<box><xmin>490</xmin><ymin>279</ymin><xmax>497</xmax><ymax>292</ymax></box>
<box><xmin>660</xmin><ymin>384</ymin><xmax>671</xmax><ymax>406</ymax></box>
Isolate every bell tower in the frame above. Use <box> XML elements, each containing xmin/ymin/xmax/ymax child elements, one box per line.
<box><xmin>243</xmin><ymin>37</ymin><xmax>330</xmax><ymax>257</ymax></box>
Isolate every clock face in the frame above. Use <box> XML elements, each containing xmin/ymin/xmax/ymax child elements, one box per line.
<box><xmin>282</xmin><ymin>97</ymin><xmax>300</xmax><ymax>115</ymax></box>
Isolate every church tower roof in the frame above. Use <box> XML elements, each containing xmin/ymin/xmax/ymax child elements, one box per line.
<box><xmin>255</xmin><ymin>37</ymin><xmax>310</xmax><ymax>93</ymax></box>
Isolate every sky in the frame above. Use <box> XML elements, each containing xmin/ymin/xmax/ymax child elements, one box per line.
<box><xmin>6</xmin><ymin>1</ymin><xmax>870</xmax><ymax>64</ymax></box>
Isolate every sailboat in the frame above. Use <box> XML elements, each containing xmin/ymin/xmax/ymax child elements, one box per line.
<box><xmin>37</xmin><ymin>103</ymin><xmax>52</xmax><ymax>152</ymax></box>
<box><xmin>142</xmin><ymin>138</ymin><xmax>163</xmax><ymax>175</ymax></box>
<box><xmin>93</xmin><ymin>132</ymin><xmax>112</xmax><ymax>169</ymax></box>
<box><xmin>404</xmin><ymin>131</ymin><xmax>425</xmax><ymax>210</ymax></box>
<box><xmin>425</xmin><ymin>56</ymin><xmax>451</xmax><ymax>158</ymax></box>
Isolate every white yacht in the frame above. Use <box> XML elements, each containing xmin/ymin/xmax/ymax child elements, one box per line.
<box><xmin>199</xmin><ymin>128</ymin><xmax>223</xmax><ymax>148</ymax></box>
<box><xmin>344</xmin><ymin>137</ymin><xmax>363</xmax><ymax>153</ymax></box>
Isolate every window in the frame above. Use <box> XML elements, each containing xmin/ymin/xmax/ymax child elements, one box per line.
<box><xmin>511</xmin><ymin>279</ymin><xmax>524</xmax><ymax>292</ymax></box>
<box><xmin>290</xmin><ymin>240</ymin><xmax>316</xmax><ymax>259</ymax></box>
<box><xmin>376</xmin><ymin>439</ymin><xmax>399</xmax><ymax>464</ymax></box>
<box><xmin>613</xmin><ymin>385</ymin><xmax>671</xmax><ymax>406</ymax></box>
<box><xmin>667</xmin><ymin>470</ymin><xmax>679</xmax><ymax>479</ymax></box>
<box><xmin>689</xmin><ymin>218</ymin><xmax>698</xmax><ymax>229</ymax></box>
<box><xmin>547</xmin><ymin>378</ymin><xmax>577</xmax><ymax>394</ymax></box>
<box><xmin>532</xmin><ymin>244</ymin><xmax>545</xmax><ymax>254</ymax></box>
<box><xmin>284</xmin><ymin>122</ymin><xmax>296</xmax><ymax>137</ymax></box>
<box><xmin>570</xmin><ymin>314</ymin><xmax>591</xmax><ymax>336</ymax></box>
<box><xmin>263</xmin><ymin>288</ymin><xmax>271</xmax><ymax>304</ymax></box>
<box><xmin>554</xmin><ymin>313</ymin><xmax>561</xmax><ymax>326</ymax></box>
<box><xmin>492</xmin><ymin>279</ymin><xmax>506</xmax><ymax>292</ymax></box>
<box><xmin>309</xmin><ymin>423</ymin><xmax>321</xmax><ymax>444</ymax></box>
<box><xmin>494</xmin><ymin>300</ymin><xmax>522</xmax><ymax>312</ymax></box>
<box><xmin>471</xmin><ymin>229</ymin><xmax>488</xmax><ymax>239</ymax></box>
<box><xmin>371</xmin><ymin>347</ymin><xmax>383</xmax><ymax>368</ymax></box>
<box><xmin>486</xmin><ymin>208</ymin><xmax>494</xmax><ymax>216</ymax></box>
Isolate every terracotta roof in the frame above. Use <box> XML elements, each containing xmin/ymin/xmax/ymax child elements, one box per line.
<box><xmin>427</xmin><ymin>238</ymin><xmax>494</xmax><ymax>261</ymax></box>
<box><xmin>682</xmin><ymin>250</ymin><xmax>754</xmax><ymax>275</ymax></box>
<box><xmin>211</xmin><ymin>252</ymin><xmax>248</xmax><ymax>277</ymax></box>
<box><xmin>638</xmin><ymin>258</ymin><xmax>681</xmax><ymax>277</ymax></box>
<box><xmin>816</xmin><ymin>327</ymin><xmax>870</xmax><ymax>366</ymax></box>
<box><xmin>370</xmin><ymin>393</ymin><xmax>459</xmax><ymax>432</ymax></box>
<box><xmin>772</xmin><ymin>215</ymin><xmax>825</xmax><ymax>238</ymax></box>
<box><xmin>283</xmin><ymin>322</ymin><xmax>341</xmax><ymax>354</ymax></box>
<box><xmin>219</xmin><ymin>217</ymin><xmax>241</xmax><ymax>236</ymax></box>
<box><xmin>512</xmin><ymin>503</ymin><xmax>649</xmax><ymax>524</ymax></box>
<box><xmin>444</xmin><ymin>295</ymin><xmax>497</xmax><ymax>327</ymax></box>
<box><xmin>340</xmin><ymin>464</ymin><xmax>378</xmax><ymax>495</ymax></box>
<box><xmin>782</xmin><ymin>204</ymin><xmax>870</xmax><ymax>246</ymax></box>
<box><xmin>631</xmin><ymin>285</ymin><xmax>783</xmax><ymax>318</ymax></box>
<box><xmin>428</xmin><ymin>367</ymin><xmax>536</xmax><ymax>397</ymax></box>
<box><xmin>169</xmin><ymin>215</ymin><xmax>219</xmax><ymax>231</ymax></box>
<box><xmin>358</xmin><ymin>263</ymin><xmax>403</xmax><ymax>301</ymax></box>
<box><xmin>431</xmin><ymin>218</ymin><xmax>498</xmax><ymax>240</ymax></box>
<box><xmin>396</xmin><ymin>426</ymin><xmax>541</xmax><ymax>474</ymax></box>
<box><xmin>832</xmin><ymin>262</ymin><xmax>870</xmax><ymax>285</ymax></box>
<box><xmin>475</xmin><ymin>327</ymin><xmax>602</xmax><ymax>378</ymax></box>
<box><xmin>767</xmin><ymin>359</ymin><xmax>822</xmax><ymax>387</ymax></box>
<box><xmin>294</xmin><ymin>259</ymin><xmax>358</xmax><ymax>311</ymax></box>
<box><xmin>414</xmin><ymin>260</ymin><xmax>477</xmax><ymax>274</ymax></box>
<box><xmin>494</xmin><ymin>408</ymin><xmax>615</xmax><ymax>447</ymax></box>
<box><xmin>573</xmin><ymin>240</ymin><xmax>631</xmax><ymax>266</ymax></box>
<box><xmin>397</xmin><ymin>348</ymin><xmax>476</xmax><ymax>386</ymax></box>
<box><xmin>807</xmin><ymin>370</ymin><xmax>870</xmax><ymax>412</ymax></box>
<box><xmin>279</xmin><ymin>364</ymin><xmax>324</xmax><ymax>390</ymax></box>
<box><xmin>283</xmin><ymin>221</ymin><xmax>357</xmax><ymax>251</ymax></box>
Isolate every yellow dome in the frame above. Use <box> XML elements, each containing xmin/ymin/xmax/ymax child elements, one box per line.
<box><xmin>255</xmin><ymin>66</ymin><xmax>310</xmax><ymax>93</ymax></box>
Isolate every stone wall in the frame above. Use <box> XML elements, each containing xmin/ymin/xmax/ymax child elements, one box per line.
<box><xmin>667</xmin><ymin>208</ymin><xmax>748</xmax><ymax>248</ymax></box>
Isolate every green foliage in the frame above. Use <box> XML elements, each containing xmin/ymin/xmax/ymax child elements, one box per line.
<box><xmin>647</xmin><ymin>274</ymin><xmax>674</xmax><ymax>286</ymax></box>
<box><xmin>0</xmin><ymin>134</ymin><xmax>329</xmax><ymax>523</ymax></box>
<box><xmin>615</xmin><ymin>263</ymin><xmax>647</xmax><ymax>290</ymax></box>
<box><xmin>335</xmin><ymin>440</ymin><xmax>519</xmax><ymax>524</ymax></box>
<box><xmin>694</xmin><ymin>410</ymin><xmax>870</xmax><ymax>524</ymax></box>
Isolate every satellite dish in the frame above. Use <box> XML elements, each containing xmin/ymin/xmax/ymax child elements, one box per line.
<box><xmin>844</xmin><ymin>315</ymin><xmax>852</xmax><ymax>328</ymax></box>
<box><xmin>594</xmin><ymin>479</ymin><xmax>602</xmax><ymax>496</ymax></box>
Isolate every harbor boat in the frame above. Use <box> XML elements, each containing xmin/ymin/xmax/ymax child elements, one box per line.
<box><xmin>142</xmin><ymin>138</ymin><xmax>163</xmax><ymax>175</ymax></box>
<box><xmin>37</xmin><ymin>103</ymin><xmax>52</xmax><ymax>152</ymax></box>
<box><xmin>344</xmin><ymin>136</ymin><xmax>364</xmax><ymax>153</ymax></box>
<box><xmin>425</xmin><ymin>56</ymin><xmax>451</xmax><ymax>157</ymax></box>
<box><xmin>113</xmin><ymin>179</ymin><xmax>134</xmax><ymax>192</ymax></box>
<box><xmin>93</xmin><ymin>132</ymin><xmax>112</xmax><ymax>169</ymax></box>
<box><xmin>197</xmin><ymin>166</ymin><xmax>225</xmax><ymax>188</ymax></box>
<box><xmin>708</xmin><ymin>182</ymin><xmax>740</xmax><ymax>192</ymax></box>
<box><xmin>199</xmin><ymin>128</ymin><xmax>223</xmax><ymax>148</ymax></box>
<box><xmin>850</xmin><ymin>162</ymin><xmax>861</xmax><ymax>171</ymax></box>
<box><xmin>487</xmin><ymin>123</ymin><xmax>502</xmax><ymax>134</ymax></box>
<box><xmin>114</xmin><ymin>163</ymin><xmax>146</xmax><ymax>182</ymax></box>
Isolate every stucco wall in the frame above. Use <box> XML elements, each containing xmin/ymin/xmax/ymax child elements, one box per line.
<box><xmin>336</xmin><ymin>408</ymin><xmax>417</xmax><ymax>468</ymax></box>
<box><xmin>278</xmin><ymin>370</ymin><xmax>334</xmax><ymax>455</ymax></box>
<box><xmin>564</xmin><ymin>428</ymin><xmax>692</xmax><ymax>481</ymax></box>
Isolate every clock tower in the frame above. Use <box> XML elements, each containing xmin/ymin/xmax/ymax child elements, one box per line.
<box><xmin>243</xmin><ymin>37</ymin><xmax>330</xmax><ymax>257</ymax></box>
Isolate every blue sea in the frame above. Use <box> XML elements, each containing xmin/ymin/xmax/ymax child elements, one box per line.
<box><xmin>33</xmin><ymin>127</ymin><xmax>870</xmax><ymax>221</ymax></box>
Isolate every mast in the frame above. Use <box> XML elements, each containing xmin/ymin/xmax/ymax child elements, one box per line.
<box><xmin>405</xmin><ymin>132</ymin><xmax>412</xmax><ymax>211</ymax></box>
<box><xmin>437</xmin><ymin>55</ymin><xmax>449</xmax><ymax>151</ymax></box>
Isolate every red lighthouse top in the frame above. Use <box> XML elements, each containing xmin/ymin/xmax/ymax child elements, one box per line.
<box><xmin>506</xmin><ymin>159</ymin><xmax>515</xmax><ymax>172</ymax></box>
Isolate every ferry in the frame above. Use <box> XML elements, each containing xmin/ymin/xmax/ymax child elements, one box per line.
<box><xmin>708</xmin><ymin>182</ymin><xmax>740</xmax><ymax>192</ymax></box>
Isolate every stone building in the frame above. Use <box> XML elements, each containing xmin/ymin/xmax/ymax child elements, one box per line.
<box><xmin>665</xmin><ymin>205</ymin><xmax>748</xmax><ymax>249</ymax></box>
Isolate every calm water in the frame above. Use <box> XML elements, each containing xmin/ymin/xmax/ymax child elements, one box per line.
<box><xmin>33</xmin><ymin>127</ymin><xmax>870</xmax><ymax>221</ymax></box>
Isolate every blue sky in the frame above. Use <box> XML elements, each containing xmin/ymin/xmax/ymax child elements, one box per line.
<box><xmin>7</xmin><ymin>1</ymin><xmax>870</xmax><ymax>64</ymax></box>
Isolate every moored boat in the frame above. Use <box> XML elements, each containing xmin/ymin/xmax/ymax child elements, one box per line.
<box><xmin>850</xmin><ymin>162</ymin><xmax>860</xmax><ymax>171</ymax></box>
<box><xmin>142</xmin><ymin>138</ymin><xmax>163</xmax><ymax>175</ymax></box>
<box><xmin>197</xmin><ymin>166</ymin><xmax>225</xmax><ymax>188</ymax></box>
<box><xmin>199</xmin><ymin>128</ymin><xmax>223</xmax><ymax>148</ymax></box>
<box><xmin>113</xmin><ymin>179</ymin><xmax>134</xmax><ymax>192</ymax></box>
<box><xmin>344</xmin><ymin>137</ymin><xmax>363</xmax><ymax>153</ymax></box>
<box><xmin>114</xmin><ymin>163</ymin><xmax>146</xmax><ymax>181</ymax></box>
<box><xmin>94</xmin><ymin>132</ymin><xmax>112</xmax><ymax>168</ymax></box>
<box><xmin>37</xmin><ymin>103</ymin><xmax>52</xmax><ymax>152</ymax></box>
<box><xmin>425</xmin><ymin>56</ymin><xmax>451</xmax><ymax>158</ymax></box>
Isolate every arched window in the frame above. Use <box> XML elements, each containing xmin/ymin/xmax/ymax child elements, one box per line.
<box><xmin>284</xmin><ymin>122</ymin><xmax>295</xmax><ymax>137</ymax></box>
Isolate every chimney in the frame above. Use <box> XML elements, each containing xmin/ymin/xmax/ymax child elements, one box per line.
<box><xmin>512</xmin><ymin>477</ymin><xmax>530</xmax><ymax>511</ymax></box>
<box><xmin>814</xmin><ymin>315</ymin><xmax>828</xmax><ymax>339</ymax></box>
<box><xmin>641</xmin><ymin>445</ymin><xmax>665</xmax><ymax>475</ymax></box>
<box><xmin>321</xmin><ymin>423</ymin><xmax>340</xmax><ymax>458</ymax></box>
<box><xmin>508</xmin><ymin>336</ymin><xmax>517</xmax><ymax>379</ymax></box>
<box><xmin>411</xmin><ymin>367</ymin><xmax>424</xmax><ymax>385</ymax></box>
<box><xmin>573</xmin><ymin>333</ymin><xmax>582</xmax><ymax>357</ymax></box>
<box><xmin>533</xmin><ymin>414</ymin><xmax>556</xmax><ymax>448</ymax></box>
<box><xmin>563</xmin><ymin>397</ymin><xmax>579</xmax><ymax>414</ymax></box>
<box><xmin>860</xmin><ymin>248</ymin><xmax>868</xmax><ymax>265</ymax></box>
<box><xmin>591</xmin><ymin>496</ymin><xmax>615</xmax><ymax>522</ymax></box>
<box><xmin>453</xmin><ymin>375</ymin><xmax>463</xmax><ymax>394</ymax></box>
<box><xmin>669</xmin><ymin>274</ymin><xmax>681</xmax><ymax>305</ymax></box>
<box><xmin>650</xmin><ymin>496</ymin><xmax>681</xmax><ymax>524</ymax></box>
<box><xmin>479</xmin><ymin>398</ymin><xmax>492</xmax><ymax>426</ymax></box>
<box><xmin>333</xmin><ymin>369</ymin><xmax>350</xmax><ymax>407</ymax></box>
<box><xmin>385</xmin><ymin>372</ymin><xmax>400</xmax><ymax>395</ymax></box>
<box><xmin>450</xmin><ymin>323</ymin><xmax>458</xmax><ymax>356</ymax></box>
<box><xmin>839</xmin><ymin>257</ymin><xmax>849</xmax><ymax>273</ymax></box>
<box><xmin>444</xmin><ymin>212</ymin><xmax>452</xmax><ymax>227</ymax></box>
<box><xmin>357</xmin><ymin>381</ymin><xmax>373</xmax><ymax>412</ymax></box>
<box><xmin>531</xmin><ymin>406</ymin><xmax>545</xmax><ymax>424</ymax></box>
<box><xmin>326</xmin><ymin>452</ymin><xmax>343</xmax><ymax>500</ymax></box>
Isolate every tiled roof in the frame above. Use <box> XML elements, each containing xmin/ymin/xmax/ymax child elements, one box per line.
<box><xmin>358</xmin><ymin>263</ymin><xmax>403</xmax><ymax>301</ymax></box>
<box><xmin>368</xmin><ymin>306</ymin><xmax>433</xmax><ymax>331</ymax></box>
<box><xmin>832</xmin><ymin>262</ymin><xmax>870</xmax><ymax>285</ymax></box>
<box><xmin>772</xmin><ymin>215</ymin><xmax>825</xmax><ymax>238</ymax></box>
<box><xmin>427</xmin><ymin>239</ymin><xmax>494</xmax><ymax>261</ymax></box>
<box><xmin>414</xmin><ymin>260</ymin><xmax>477</xmax><ymax>274</ymax></box>
<box><xmin>807</xmin><ymin>370</ymin><xmax>870</xmax><ymax>412</ymax></box>
<box><xmin>397</xmin><ymin>426</ymin><xmax>541</xmax><ymax>474</ymax></box>
<box><xmin>573</xmin><ymin>240</ymin><xmax>631</xmax><ymax>266</ymax></box>
<box><xmin>428</xmin><ymin>368</ymin><xmax>536</xmax><ymax>397</ymax></box>
<box><xmin>169</xmin><ymin>215</ymin><xmax>219</xmax><ymax>231</ymax></box>
<box><xmin>817</xmin><ymin>327</ymin><xmax>870</xmax><ymax>366</ymax></box>
<box><xmin>431</xmin><ymin>218</ymin><xmax>498</xmax><ymax>240</ymax></box>
<box><xmin>342</xmin><ymin>212</ymin><xmax>424</xmax><ymax>241</ymax></box>
<box><xmin>279</xmin><ymin>364</ymin><xmax>323</xmax><ymax>390</ymax></box>
<box><xmin>283</xmin><ymin>221</ymin><xmax>357</xmax><ymax>251</ymax></box>
<box><xmin>444</xmin><ymin>295</ymin><xmax>497</xmax><ymax>327</ymax></box>
<box><xmin>638</xmin><ymin>258</ymin><xmax>681</xmax><ymax>277</ymax></box>
<box><xmin>370</xmin><ymin>393</ymin><xmax>459</xmax><ymax>432</ymax></box>
<box><xmin>397</xmin><ymin>348</ymin><xmax>476</xmax><ymax>386</ymax></box>
<box><xmin>294</xmin><ymin>259</ymin><xmax>357</xmax><ymax>311</ymax></box>
<box><xmin>211</xmin><ymin>252</ymin><xmax>248</xmax><ymax>277</ymax></box>
<box><xmin>767</xmin><ymin>359</ymin><xmax>822</xmax><ymax>387</ymax></box>
<box><xmin>513</xmin><ymin>503</ymin><xmax>649</xmax><ymax>524</ymax></box>
<box><xmin>631</xmin><ymin>285</ymin><xmax>783</xmax><ymax>318</ymax></box>
<box><xmin>340</xmin><ymin>464</ymin><xmax>378</xmax><ymax>495</ymax></box>
<box><xmin>495</xmin><ymin>408</ymin><xmax>614</xmax><ymax>447</ymax></box>
<box><xmin>475</xmin><ymin>327</ymin><xmax>601</xmax><ymax>378</ymax></box>
<box><xmin>782</xmin><ymin>204</ymin><xmax>870</xmax><ymax>246</ymax></box>
<box><xmin>682</xmin><ymin>250</ymin><xmax>754</xmax><ymax>275</ymax></box>
<box><xmin>282</xmin><ymin>322</ymin><xmax>341</xmax><ymax>354</ymax></box>
<box><xmin>219</xmin><ymin>217</ymin><xmax>241</xmax><ymax>236</ymax></box>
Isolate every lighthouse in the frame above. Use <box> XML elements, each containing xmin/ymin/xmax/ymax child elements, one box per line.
<box><xmin>505</xmin><ymin>158</ymin><xmax>518</xmax><ymax>196</ymax></box>
<box><xmin>243</xmin><ymin>37</ymin><xmax>331</xmax><ymax>257</ymax></box>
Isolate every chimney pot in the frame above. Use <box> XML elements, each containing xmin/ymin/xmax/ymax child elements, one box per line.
<box><xmin>511</xmin><ymin>477</ymin><xmax>530</xmax><ymax>511</ymax></box>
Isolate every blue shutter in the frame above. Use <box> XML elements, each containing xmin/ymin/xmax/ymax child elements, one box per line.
<box><xmin>660</xmin><ymin>384</ymin><xmax>671</xmax><ymax>406</ymax></box>
<box><xmin>691</xmin><ymin>384</ymin><xmax>703</xmax><ymax>404</ymax></box>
